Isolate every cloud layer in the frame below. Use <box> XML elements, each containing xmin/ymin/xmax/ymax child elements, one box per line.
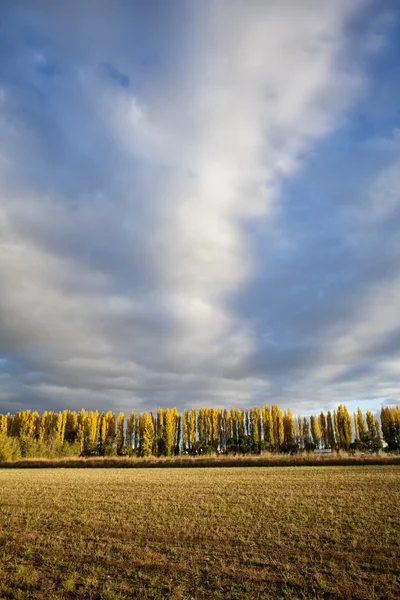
<box><xmin>0</xmin><ymin>1</ymin><xmax>400</xmax><ymax>415</ymax></box>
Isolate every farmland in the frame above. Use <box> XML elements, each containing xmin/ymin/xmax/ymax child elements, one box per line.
<box><xmin>0</xmin><ymin>467</ymin><xmax>399</xmax><ymax>599</ymax></box>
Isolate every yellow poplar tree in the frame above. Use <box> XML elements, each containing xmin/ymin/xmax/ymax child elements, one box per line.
<box><xmin>65</xmin><ymin>411</ymin><xmax>78</xmax><ymax>444</ymax></box>
<box><xmin>0</xmin><ymin>414</ymin><xmax>7</xmax><ymax>437</ymax></box>
<box><xmin>303</xmin><ymin>417</ymin><xmax>312</xmax><ymax>450</ymax></box>
<box><xmin>283</xmin><ymin>409</ymin><xmax>295</xmax><ymax>448</ymax></box>
<box><xmin>175</xmin><ymin>411</ymin><xmax>181</xmax><ymax>454</ymax></box>
<box><xmin>237</xmin><ymin>409</ymin><xmax>244</xmax><ymax>438</ymax></box>
<box><xmin>99</xmin><ymin>412</ymin><xmax>107</xmax><ymax>454</ymax></box>
<box><xmin>212</xmin><ymin>408</ymin><xmax>220</xmax><ymax>450</ymax></box>
<box><xmin>116</xmin><ymin>412</ymin><xmax>125</xmax><ymax>455</ymax></box>
<box><xmin>334</xmin><ymin>405</ymin><xmax>352</xmax><ymax>450</ymax></box>
<box><xmin>11</xmin><ymin>411</ymin><xmax>22</xmax><ymax>438</ymax></box>
<box><xmin>198</xmin><ymin>408</ymin><xmax>206</xmax><ymax>448</ymax></box>
<box><xmin>310</xmin><ymin>415</ymin><xmax>321</xmax><ymax>448</ymax></box>
<box><xmin>126</xmin><ymin>411</ymin><xmax>135</xmax><ymax>450</ymax></box>
<box><xmin>327</xmin><ymin>411</ymin><xmax>336</xmax><ymax>450</ymax></box>
<box><xmin>380</xmin><ymin>406</ymin><xmax>400</xmax><ymax>449</ymax></box>
<box><xmin>134</xmin><ymin>413</ymin><xmax>140</xmax><ymax>450</ymax></box>
<box><xmin>262</xmin><ymin>405</ymin><xmax>274</xmax><ymax>449</ymax></box>
<box><xmin>231</xmin><ymin>407</ymin><xmax>238</xmax><ymax>449</ymax></box>
<box><xmin>55</xmin><ymin>410</ymin><xmax>68</xmax><ymax>446</ymax></box>
<box><xmin>272</xmin><ymin>405</ymin><xmax>284</xmax><ymax>449</ymax></box>
<box><xmin>245</xmin><ymin>409</ymin><xmax>250</xmax><ymax>437</ymax></box>
<box><xmin>182</xmin><ymin>409</ymin><xmax>188</xmax><ymax>451</ymax></box>
<box><xmin>156</xmin><ymin>408</ymin><xmax>164</xmax><ymax>452</ymax></box>
<box><xmin>318</xmin><ymin>412</ymin><xmax>327</xmax><ymax>448</ymax></box>
<box><xmin>353</xmin><ymin>412</ymin><xmax>359</xmax><ymax>441</ymax></box>
<box><xmin>357</xmin><ymin>408</ymin><xmax>367</xmax><ymax>441</ymax></box>
<box><xmin>77</xmin><ymin>409</ymin><xmax>87</xmax><ymax>454</ymax></box>
<box><xmin>189</xmin><ymin>408</ymin><xmax>196</xmax><ymax>450</ymax></box>
<box><xmin>6</xmin><ymin>413</ymin><xmax>12</xmax><ymax>435</ymax></box>
<box><xmin>85</xmin><ymin>411</ymin><xmax>100</xmax><ymax>454</ymax></box>
<box><xmin>249</xmin><ymin>407</ymin><xmax>257</xmax><ymax>447</ymax></box>
<box><xmin>141</xmin><ymin>412</ymin><xmax>154</xmax><ymax>457</ymax></box>
<box><xmin>38</xmin><ymin>411</ymin><xmax>48</xmax><ymax>443</ymax></box>
<box><xmin>164</xmin><ymin>408</ymin><xmax>176</xmax><ymax>456</ymax></box>
<box><xmin>206</xmin><ymin>409</ymin><xmax>213</xmax><ymax>447</ymax></box>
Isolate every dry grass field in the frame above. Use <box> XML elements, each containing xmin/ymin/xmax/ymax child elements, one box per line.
<box><xmin>0</xmin><ymin>466</ymin><xmax>399</xmax><ymax>599</ymax></box>
<box><xmin>2</xmin><ymin>452</ymin><xmax>400</xmax><ymax>469</ymax></box>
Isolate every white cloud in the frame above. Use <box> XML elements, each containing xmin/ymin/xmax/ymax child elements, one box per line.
<box><xmin>1</xmin><ymin>0</ymin><xmax>397</xmax><ymax>414</ymax></box>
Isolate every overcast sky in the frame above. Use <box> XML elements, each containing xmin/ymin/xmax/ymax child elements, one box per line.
<box><xmin>1</xmin><ymin>1</ymin><xmax>400</xmax><ymax>416</ymax></box>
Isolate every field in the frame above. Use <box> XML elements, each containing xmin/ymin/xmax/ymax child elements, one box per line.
<box><xmin>1</xmin><ymin>451</ymin><xmax>400</xmax><ymax>469</ymax></box>
<box><xmin>0</xmin><ymin>467</ymin><xmax>399</xmax><ymax>599</ymax></box>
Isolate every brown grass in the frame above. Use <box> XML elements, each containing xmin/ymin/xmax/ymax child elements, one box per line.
<box><xmin>0</xmin><ymin>466</ymin><xmax>399</xmax><ymax>599</ymax></box>
<box><xmin>1</xmin><ymin>451</ymin><xmax>399</xmax><ymax>469</ymax></box>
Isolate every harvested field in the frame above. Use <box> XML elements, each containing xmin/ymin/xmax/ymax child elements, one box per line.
<box><xmin>0</xmin><ymin>466</ymin><xmax>399</xmax><ymax>599</ymax></box>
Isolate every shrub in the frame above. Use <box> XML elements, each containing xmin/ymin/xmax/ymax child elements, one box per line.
<box><xmin>0</xmin><ymin>436</ymin><xmax>21</xmax><ymax>461</ymax></box>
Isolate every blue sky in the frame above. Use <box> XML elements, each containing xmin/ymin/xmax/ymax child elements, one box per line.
<box><xmin>0</xmin><ymin>0</ymin><xmax>400</xmax><ymax>416</ymax></box>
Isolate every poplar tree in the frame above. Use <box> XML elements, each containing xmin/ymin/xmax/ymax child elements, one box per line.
<box><xmin>380</xmin><ymin>406</ymin><xmax>400</xmax><ymax>450</ymax></box>
<box><xmin>141</xmin><ymin>412</ymin><xmax>154</xmax><ymax>457</ymax></box>
<box><xmin>206</xmin><ymin>408</ymin><xmax>213</xmax><ymax>447</ymax></box>
<box><xmin>182</xmin><ymin>409</ymin><xmax>188</xmax><ymax>452</ymax></box>
<box><xmin>231</xmin><ymin>407</ymin><xmax>238</xmax><ymax>450</ymax></box>
<box><xmin>365</xmin><ymin>411</ymin><xmax>382</xmax><ymax>451</ymax></box>
<box><xmin>327</xmin><ymin>411</ymin><xmax>336</xmax><ymax>450</ymax></box>
<box><xmin>164</xmin><ymin>408</ymin><xmax>176</xmax><ymax>456</ymax></box>
<box><xmin>237</xmin><ymin>409</ymin><xmax>245</xmax><ymax>438</ymax></box>
<box><xmin>303</xmin><ymin>417</ymin><xmax>312</xmax><ymax>450</ymax></box>
<box><xmin>212</xmin><ymin>408</ymin><xmax>220</xmax><ymax>450</ymax></box>
<box><xmin>318</xmin><ymin>412</ymin><xmax>327</xmax><ymax>448</ymax></box>
<box><xmin>353</xmin><ymin>412</ymin><xmax>359</xmax><ymax>441</ymax></box>
<box><xmin>77</xmin><ymin>409</ymin><xmax>87</xmax><ymax>454</ymax></box>
<box><xmin>65</xmin><ymin>411</ymin><xmax>78</xmax><ymax>443</ymax></box>
<box><xmin>310</xmin><ymin>415</ymin><xmax>321</xmax><ymax>449</ymax></box>
<box><xmin>28</xmin><ymin>411</ymin><xmax>39</xmax><ymax>439</ymax></box>
<box><xmin>134</xmin><ymin>413</ymin><xmax>140</xmax><ymax>451</ymax></box>
<box><xmin>175</xmin><ymin>411</ymin><xmax>181</xmax><ymax>454</ymax></box>
<box><xmin>106</xmin><ymin>412</ymin><xmax>116</xmax><ymax>448</ymax></box>
<box><xmin>6</xmin><ymin>413</ymin><xmax>12</xmax><ymax>435</ymax></box>
<box><xmin>198</xmin><ymin>408</ymin><xmax>206</xmax><ymax>448</ymax></box>
<box><xmin>245</xmin><ymin>409</ymin><xmax>250</xmax><ymax>437</ymax></box>
<box><xmin>189</xmin><ymin>408</ymin><xmax>196</xmax><ymax>451</ymax></box>
<box><xmin>357</xmin><ymin>408</ymin><xmax>367</xmax><ymax>441</ymax></box>
<box><xmin>252</xmin><ymin>407</ymin><xmax>261</xmax><ymax>449</ymax></box>
<box><xmin>126</xmin><ymin>411</ymin><xmax>135</xmax><ymax>450</ymax></box>
<box><xmin>224</xmin><ymin>408</ymin><xmax>232</xmax><ymax>452</ymax></box>
<box><xmin>38</xmin><ymin>411</ymin><xmax>49</xmax><ymax>443</ymax></box>
<box><xmin>11</xmin><ymin>411</ymin><xmax>22</xmax><ymax>438</ymax></box>
<box><xmin>334</xmin><ymin>405</ymin><xmax>352</xmax><ymax>450</ymax></box>
<box><xmin>0</xmin><ymin>414</ymin><xmax>7</xmax><ymax>437</ymax></box>
<box><xmin>86</xmin><ymin>411</ymin><xmax>100</xmax><ymax>454</ymax></box>
<box><xmin>296</xmin><ymin>415</ymin><xmax>304</xmax><ymax>449</ymax></box>
<box><xmin>116</xmin><ymin>412</ymin><xmax>125</xmax><ymax>455</ymax></box>
<box><xmin>283</xmin><ymin>409</ymin><xmax>295</xmax><ymax>449</ymax></box>
<box><xmin>272</xmin><ymin>405</ymin><xmax>284</xmax><ymax>450</ymax></box>
<box><xmin>20</xmin><ymin>410</ymin><xmax>33</xmax><ymax>438</ymax></box>
<box><xmin>55</xmin><ymin>410</ymin><xmax>68</xmax><ymax>446</ymax></box>
<box><xmin>98</xmin><ymin>412</ymin><xmax>107</xmax><ymax>455</ymax></box>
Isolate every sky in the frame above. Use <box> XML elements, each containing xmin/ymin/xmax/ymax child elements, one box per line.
<box><xmin>1</xmin><ymin>0</ymin><xmax>400</xmax><ymax>417</ymax></box>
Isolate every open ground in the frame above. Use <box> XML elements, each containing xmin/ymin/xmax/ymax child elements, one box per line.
<box><xmin>0</xmin><ymin>466</ymin><xmax>399</xmax><ymax>599</ymax></box>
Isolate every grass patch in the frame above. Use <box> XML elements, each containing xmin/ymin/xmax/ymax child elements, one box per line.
<box><xmin>1</xmin><ymin>452</ymin><xmax>400</xmax><ymax>468</ymax></box>
<box><xmin>0</xmin><ymin>466</ymin><xmax>399</xmax><ymax>599</ymax></box>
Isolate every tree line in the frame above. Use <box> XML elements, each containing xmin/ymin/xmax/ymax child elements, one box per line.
<box><xmin>0</xmin><ymin>404</ymin><xmax>399</xmax><ymax>460</ymax></box>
